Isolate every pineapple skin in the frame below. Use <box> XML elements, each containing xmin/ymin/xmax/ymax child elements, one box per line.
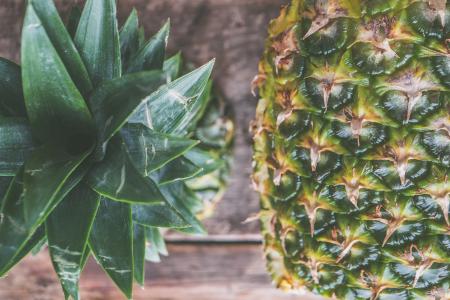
<box><xmin>252</xmin><ymin>1</ymin><xmax>450</xmax><ymax>299</ymax></box>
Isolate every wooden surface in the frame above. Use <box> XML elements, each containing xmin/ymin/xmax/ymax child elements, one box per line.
<box><xmin>0</xmin><ymin>1</ymin><xmax>324</xmax><ymax>299</ymax></box>
<box><xmin>0</xmin><ymin>244</ymin><xmax>324</xmax><ymax>300</ymax></box>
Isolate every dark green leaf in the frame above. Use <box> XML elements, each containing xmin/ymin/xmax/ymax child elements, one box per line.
<box><xmin>75</xmin><ymin>0</ymin><xmax>121</xmax><ymax>87</ymax></box>
<box><xmin>121</xmin><ymin>124</ymin><xmax>198</xmax><ymax>176</ymax></box>
<box><xmin>89</xmin><ymin>198</ymin><xmax>133</xmax><ymax>299</ymax></box>
<box><xmin>28</xmin><ymin>0</ymin><xmax>92</xmax><ymax>96</ymax></box>
<box><xmin>120</xmin><ymin>9</ymin><xmax>139</xmax><ymax>71</ymax></box>
<box><xmin>22</xmin><ymin>3</ymin><xmax>94</xmax><ymax>148</ymax></box>
<box><xmin>159</xmin><ymin>183</ymin><xmax>206</xmax><ymax>235</ymax></box>
<box><xmin>145</xmin><ymin>228</ymin><xmax>167</xmax><ymax>263</ymax></box>
<box><xmin>132</xmin><ymin>203</ymin><xmax>190</xmax><ymax>229</ymax></box>
<box><xmin>155</xmin><ymin>157</ymin><xmax>202</xmax><ymax>185</ymax></box>
<box><xmin>126</xmin><ymin>20</ymin><xmax>170</xmax><ymax>74</ymax></box>
<box><xmin>163</xmin><ymin>52</ymin><xmax>183</xmax><ymax>82</ymax></box>
<box><xmin>0</xmin><ymin>58</ymin><xmax>26</xmax><ymax>117</ymax></box>
<box><xmin>184</xmin><ymin>147</ymin><xmax>225</xmax><ymax>177</ymax></box>
<box><xmin>0</xmin><ymin>118</ymin><xmax>35</xmax><ymax>176</ymax></box>
<box><xmin>132</xmin><ymin>224</ymin><xmax>145</xmax><ymax>286</ymax></box>
<box><xmin>187</xmin><ymin>80</ymin><xmax>213</xmax><ymax>132</ymax></box>
<box><xmin>0</xmin><ymin>226</ymin><xmax>45</xmax><ymax>275</ymax></box>
<box><xmin>90</xmin><ymin>70</ymin><xmax>165</xmax><ymax>156</ymax></box>
<box><xmin>87</xmin><ymin>137</ymin><xmax>165</xmax><ymax>205</ymax></box>
<box><xmin>0</xmin><ymin>177</ymin><xmax>12</xmax><ymax>206</ymax></box>
<box><xmin>0</xmin><ymin>148</ymin><xmax>88</xmax><ymax>273</ymax></box>
<box><xmin>138</xmin><ymin>27</ymin><xmax>145</xmax><ymax>48</ymax></box>
<box><xmin>0</xmin><ymin>157</ymin><xmax>88</xmax><ymax>275</ymax></box>
<box><xmin>23</xmin><ymin>145</ymin><xmax>90</xmax><ymax>225</ymax></box>
<box><xmin>67</xmin><ymin>5</ymin><xmax>81</xmax><ymax>38</ymax></box>
<box><xmin>46</xmin><ymin>183</ymin><xmax>100</xmax><ymax>300</ymax></box>
<box><xmin>129</xmin><ymin>60</ymin><xmax>214</xmax><ymax>134</ymax></box>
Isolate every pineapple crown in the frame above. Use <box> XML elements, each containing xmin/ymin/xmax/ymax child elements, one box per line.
<box><xmin>0</xmin><ymin>0</ymin><xmax>225</xmax><ymax>299</ymax></box>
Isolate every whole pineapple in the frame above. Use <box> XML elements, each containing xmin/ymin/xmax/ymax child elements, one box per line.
<box><xmin>252</xmin><ymin>0</ymin><xmax>450</xmax><ymax>299</ymax></box>
<box><xmin>0</xmin><ymin>0</ymin><xmax>232</xmax><ymax>299</ymax></box>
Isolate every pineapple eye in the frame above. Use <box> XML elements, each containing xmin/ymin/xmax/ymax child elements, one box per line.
<box><xmin>407</xmin><ymin>1</ymin><xmax>450</xmax><ymax>39</ymax></box>
<box><xmin>300</xmin><ymin>18</ymin><xmax>352</xmax><ymax>56</ymax></box>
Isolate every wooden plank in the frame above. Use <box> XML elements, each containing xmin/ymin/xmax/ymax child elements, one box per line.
<box><xmin>0</xmin><ymin>245</ymin><xmax>324</xmax><ymax>300</ymax></box>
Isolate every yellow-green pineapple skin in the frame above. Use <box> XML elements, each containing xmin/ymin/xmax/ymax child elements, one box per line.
<box><xmin>252</xmin><ymin>1</ymin><xmax>450</xmax><ymax>299</ymax></box>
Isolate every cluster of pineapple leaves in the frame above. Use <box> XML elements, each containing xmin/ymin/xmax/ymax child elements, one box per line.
<box><xmin>0</xmin><ymin>0</ymin><xmax>221</xmax><ymax>299</ymax></box>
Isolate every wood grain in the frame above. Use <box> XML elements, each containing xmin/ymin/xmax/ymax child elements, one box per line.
<box><xmin>0</xmin><ymin>246</ymin><xmax>323</xmax><ymax>300</ymax></box>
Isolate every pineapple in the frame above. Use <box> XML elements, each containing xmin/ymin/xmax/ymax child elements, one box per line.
<box><xmin>0</xmin><ymin>0</ymin><xmax>232</xmax><ymax>299</ymax></box>
<box><xmin>252</xmin><ymin>0</ymin><xmax>450</xmax><ymax>299</ymax></box>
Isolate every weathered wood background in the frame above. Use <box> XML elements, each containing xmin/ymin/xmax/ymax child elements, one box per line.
<box><xmin>0</xmin><ymin>1</ymin><xmax>323</xmax><ymax>299</ymax></box>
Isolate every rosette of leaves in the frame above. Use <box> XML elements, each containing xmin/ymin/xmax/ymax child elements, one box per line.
<box><xmin>0</xmin><ymin>0</ymin><xmax>225</xmax><ymax>299</ymax></box>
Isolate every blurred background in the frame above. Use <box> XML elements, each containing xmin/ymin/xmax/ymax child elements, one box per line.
<box><xmin>0</xmin><ymin>1</ymin><xmax>323</xmax><ymax>299</ymax></box>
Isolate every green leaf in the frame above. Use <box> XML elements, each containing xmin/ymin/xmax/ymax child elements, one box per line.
<box><xmin>120</xmin><ymin>9</ymin><xmax>139</xmax><ymax>71</ymax></box>
<box><xmin>121</xmin><ymin>124</ymin><xmax>199</xmax><ymax>176</ymax></box>
<box><xmin>0</xmin><ymin>58</ymin><xmax>26</xmax><ymax>117</ymax></box>
<box><xmin>129</xmin><ymin>60</ymin><xmax>215</xmax><ymax>134</ymax></box>
<box><xmin>0</xmin><ymin>226</ymin><xmax>45</xmax><ymax>275</ymax></box>
<box><xmin>126</xmin><ymin>20</ymin><xmax>170</xmax><ymax>74</ymax></box>
<box><xmin>89</xmin><ymin>198</ymin><xmax>133</xmax><ymax>299</ymax></box>
<box><xmin>28</xmin><ymin>0</ymin><xmax>92</xmax><ymax>96</ymax></box>
<box><xmin>146</xmin><ymin>227</ymin><xmax>168</xmax><ymax>256</ymax></box>
<box><xmin>184</xmin><ymin>147</ymin><xmax>225</xmax><ymax>176</ymax></box>
<box><xmin>23</xmin><ymin>145</ymin><xmax>90</xmax><ymax>225</ymax></box>
<box><xmin>0</xmin><ymin>177</ymin><xmax>12</xmax><ymax>206</ymax></box>
<box><xmin>186</xmin><ymin>80</ymin><xmax>213</xmax><ymax>132</ymax></box>
<box><xmin>80</xmin><ymin>247</ymin><xmax>90</xmax><ymax>271</ymax></box>
<box><xmin>0</xmin><ymin>118</ymin><xmax>35</xmax><ymax>176</ymax></box>
<box><xmin>21</xmin><ymin>3</ymin><xmax>94</xmax><ymax>149</ymax></box>
<box><xmin>74</xmin><ymin>0</ymin><xmax>121</xmax><ymax>87</ymax></box>
<box><xmin>163</xmin><ymin>52</ymin><xmax>183</xmax><ymax>82</ymax></box>
<box><xmin>145</xmin><ymin>228</ymin><xmax>167</xmax><ymax>263</ymax></box>
<box><xmin>87</xmin><ymin>137</ymin><xmax>165</xmax><ymax>205</ymax></box>
<box><xmin>67</xmin><ymin>5</ymin><xmax>81</xmax><ymax>38</ymax></box>
<box><xmin>155</xmin><ymin>157</ymin><xmax>202</xmax><ymax>185</ymax></box>
<box><xmin>159</xmin><ymin>183</ymin><xmax>206</xmax><ymax>235</ymax></box>
<box><xmin>89</xmin><ymin>70</ymin><xmax>165</xmax><ymax>155</ymax></box>
<box><xmin>132</xmin><ymin>224</ymin><xmax>145</xmax><ymax>286</ymax></box>
<box><xmin>46</xmin><ymin>183</ymin><xmax>100</xmax><ymax>300</ymax></box>
<box><xmin>132</xmin><ymin>203</ymin><xmax>191</xmax><ymax>229</ymax></box>
<box><xmin>0</xmin><ymin>157</ymin><xmax>88</xmax><ymax>276</ymax></box>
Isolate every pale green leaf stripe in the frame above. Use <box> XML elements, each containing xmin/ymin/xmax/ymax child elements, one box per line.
<box><xmin>126</xmin><ymin>20</ymin><xmax>170</xmax><ymax>74</ymax></box>
<box><xmin>21</xmin><ymin>3</ymin><xmax>94</xmax><ymax>147</ymax></box>
<box><xmin>0</xmin><ymin>118</ymin><xmax>35</xmax><ymax>176</ymax></box>
<box><xmin>46</xmin><ymin>183</ymin><xmax>100</xmax><ymax>300</ymax></box>
<box><xmin>28</xmin><ymin>0</ymin><xmax>92</xmax><ymax>96</ymax></box>
<box><xmin>120</xmin><ymin>9</ymin><xmax>139</xmax><ymax>71</ymax></box>
<box><xmin>120</xmin><ymin>124</ymin><xmax>199</xmax><ymax>176</ymax></box>
<box><xmin>89</xmin><ymin>198</ymin><xmax>133</xmax><ymax>300</ymax></box>
<box><xmin>87</xmin><ymin>136</ymin><xmax>165</xmax><ymax>205</ymax></box>
<box><xmin>75</xmin><ymin>0</ymin><xmax>121</xmax><ymax>87</ymax></box>
<box><xmin>129</xmin><ymin>60</ymin><xmax>215</xmax><ymax>134</ymax></box>
<box><xmin>0</xmin><ymin>58</ymin><xmax>26</xmax><ymax>117</ymax></box>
